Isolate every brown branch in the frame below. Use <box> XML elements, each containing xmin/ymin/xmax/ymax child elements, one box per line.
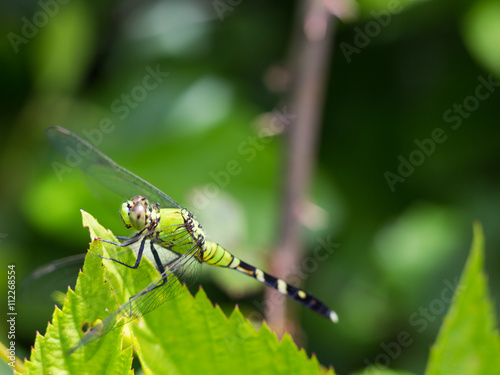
<box><xmin>265</xmin><ymin>0</ymin><xmax>336</xmax><ymax>337</ymax></box>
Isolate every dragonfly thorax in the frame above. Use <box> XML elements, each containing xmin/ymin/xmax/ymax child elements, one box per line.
<box><xmin>180</xmin><ymin>209</ymin><xmax>206</xmax><ymax>246</ymax></box>
<box><xmin>120</xmin><ymin>195</ymin><xmax>160</xmax><ymax>230</ymax></box>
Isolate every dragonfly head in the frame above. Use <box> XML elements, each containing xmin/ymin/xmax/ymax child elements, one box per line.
<box><xmin>120</xmin><ymin>195</ymin><xmax>159</xmax><ymax>230</ymax></box>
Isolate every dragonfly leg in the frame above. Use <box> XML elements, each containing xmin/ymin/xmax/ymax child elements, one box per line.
<box><xmin>149</xmin><ymin>242</ymin><xmax>168</xmax><ymax>287</ymax></box>
<box><xmin>100</xmin><ymin>231</ymin><xmax>143</xmax><ymax>247</ymax></box>
<box><xmin>100</xmin><ymin>237</ymin><xmax>147</xmax><ymax>269</ymax></box>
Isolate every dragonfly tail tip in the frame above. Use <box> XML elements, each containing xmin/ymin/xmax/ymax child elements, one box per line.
<box><xmin>329</xmin><ymin>311</ymin><xmax>339</xmax><ymax>323</ymax></box>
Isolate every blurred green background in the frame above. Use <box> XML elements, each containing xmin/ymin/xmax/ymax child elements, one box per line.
<box><xmin>1</xmin><ymin>0</ymin><xmax>499</xmax><ymax>374</ymax></box>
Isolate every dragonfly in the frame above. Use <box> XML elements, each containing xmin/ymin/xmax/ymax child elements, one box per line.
<box><xmin>43</xmin><ymin>126</ymin><xmax>338</xmax><ymax>353</ymax></box>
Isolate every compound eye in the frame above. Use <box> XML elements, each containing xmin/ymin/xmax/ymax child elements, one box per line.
<box><xmin>129</xmin><ymin>203</ymin><xmax>147</xmax><ymax>230</ymax></box>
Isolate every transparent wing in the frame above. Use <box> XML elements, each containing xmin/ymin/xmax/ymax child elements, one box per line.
<box><xmin>20</xmin><ymin>253</ymin><xmax>86</xmax><ymax>306</ymax></box>
<box><xmin>21</xmin><ymin>228</ymin><xmax>198</xmax><ymax>310</ymax></box>
<box><xmin>69</xmin><ymin>241</ymin><xmax>202</xmax><ymax>353</ymax></box>
<box><xmin>46</xmin><ymin>126</ymin><xmax>183</xmax><ymax>209</ymax></box>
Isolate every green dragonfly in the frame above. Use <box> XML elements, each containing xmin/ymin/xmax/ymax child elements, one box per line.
<box><xmin>45</xmin><ymin>126</ymin><xmax>338</xmax><ymax>353</ymax></box>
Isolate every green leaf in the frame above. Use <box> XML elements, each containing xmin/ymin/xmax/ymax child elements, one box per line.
<box><xmin>132</xmin><ymin>289</ymin><xmax>334</xmax><ymax>375</ymax></box>
<box><xmin>22</xmin><ymin>211</ymin><xmax>334</xmax><ymax>375</ymax></box>
<box><xmin>23</xmin><ymin>211</ymin><xmax>134</xmax><ymax>374</ymax></box>
<box><xmin>424</xmin><ymin>222</ymin><xmax>500</xmax><ymax>375</ymax></box>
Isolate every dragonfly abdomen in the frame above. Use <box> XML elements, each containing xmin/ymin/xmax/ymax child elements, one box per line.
<box><xmin>201</xmin><ymin>241</ymin><xmax>237</xmax><ymax>267</ymax></box>
<box><xmin>203</xmin><ymin>241</ymin><xmax>338</xmax><ymax>323</ymax></box>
